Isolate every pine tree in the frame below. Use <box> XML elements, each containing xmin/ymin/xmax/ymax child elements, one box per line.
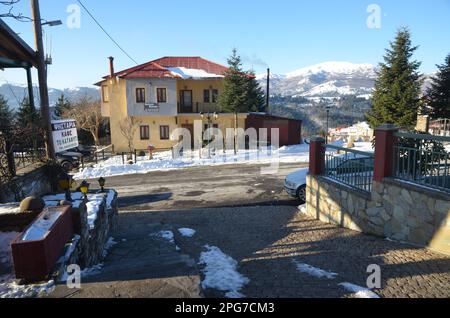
<box><xmin>426</xmin><ymin>54</ymin><xmax>450</xmax><ymax>119</ymax></box>
<box><xmin>0</xmin><ymin>94</ymin><xmax>14</xmax><ymax>133</ymax></box>
<box><xmin>16</xmin><ymin>97</ymin><xmax>40</xmax><ymax>128</ymax></box>
<box><xmin>366</xmin><ymin>28</ymin><xmax>423</xmax><ymax>129</ymax></box>
<box><xmin>245</xmin><ymin>70</ymin><xmax>266</xmax><ymax>112</ymax></box>
<box><xmin>54</xmin><ymin>93</ymin><xmax>72</xmax><ymax>119</ymax></box>
<box><xmin>218</xmin><ymin>49</ymin><xmax>249</xmax><ymax>113</ymax></box>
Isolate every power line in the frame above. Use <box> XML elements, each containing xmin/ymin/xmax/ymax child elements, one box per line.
<box><xmin>76</xmin><ymin>0</ymin><xmax>139</xmax><ymax>65</ymax></box>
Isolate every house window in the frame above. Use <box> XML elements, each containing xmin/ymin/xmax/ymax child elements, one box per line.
<box><xmin>203</xmin><ymin>89</ymin><xmax>210</xmax><ymax>103</ymax></box>
<box><xmin>136</xmin><ymin>88</ymin><xmax>146</xmax><ymax>103</ymax></box>
<box><xmin>157</xmin><ymin>88</ymin><xmax>167</xmax><ymax>103</ymax></box>
<box><xmin>212</xmin><ymin>89</ymin><xmax>219</xmax><ymax>103</ymax></box>
<box><xmin>140</xmin><ymin>125</ymin><xmax>150</xmax><ymax>140</ymax></box>
<box><xmin>102</xmin><ymin>85</ymin><xmax>109</xmax><ymax>103</ymax></box>
<box><xmin>160</xmin><ymin>125</ymin><xmax>170</xmax><ymax>140</ymax></box>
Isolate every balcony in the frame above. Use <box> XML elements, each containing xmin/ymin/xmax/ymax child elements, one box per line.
<box><xmin>178</xmin><ymin>102</ymin><xmax>221</xmax><ymax>114</ymax></box>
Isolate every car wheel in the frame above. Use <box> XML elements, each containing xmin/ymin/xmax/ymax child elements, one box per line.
<box><xmin>61</xmin><ymin>161</ymin><xmax>74</xmax><ymax>172</ymax></box>
<box><xmin>297</xmin><ymin>185</ymin><xmax>306</xmax><ymax>203</ymax></box>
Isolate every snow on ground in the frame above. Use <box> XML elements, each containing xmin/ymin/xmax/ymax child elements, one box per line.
<box><xmin>339</xmin><ymin>282</ymin><xmax>380</xmax><ymax>298</ymax></box>
<box><xmin>298</xmin><ymin>204</ymin><xmax>307</xmax><ymax>214</ymax></box>
<box><xmin>152</xmin><ymin>230</ymin><xmax>175</xmax><ymax>244</ymax></box>
<box><xmin>293</xmin><ymin>261</ymin><xmax>338</xmax><ymax>279</ymax></box>
<box><xmin>0</xmin><ymin>203</ymin><xmax>20</xmax><ymax>215</ymax></box>
<box><xmin>178</xmin><ymin>228</ymin><xmax>196</xmax><ymax>238</ymax></box>
<box><xmin>74</xmin><ymin>144</ymin><xmax>311</xmax><ymax>180</ymax></box>
<box><xmin>0</xmin><ymin>279</ymin><xmax>55</xmax><ymax>298</ymax></box>
<box><xmin>0</xmin><ymin>232</ymin><xmax>18</xmax><ymax>266</ymax></box>
<box><xmin>198</xmin><ymin>245</ymin><xmax>249</xmax><ymax>298</ymax></box>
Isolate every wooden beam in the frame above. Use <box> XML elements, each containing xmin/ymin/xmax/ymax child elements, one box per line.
<box><xmin>0</xmin><ymin>56</ymin><xmax>31</xmax><ymax>68</ymax></box>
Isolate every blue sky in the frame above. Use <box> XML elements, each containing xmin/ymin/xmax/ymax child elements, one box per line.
<box><xmin>1</xmin><ymin>0</ymin><xmax>450</xmax><ymax>89</ymax></box>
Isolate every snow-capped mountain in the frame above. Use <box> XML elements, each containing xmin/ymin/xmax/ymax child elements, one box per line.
<box><xmin>0</xmin><ymin>83</ymin><xmax>99</xmax><ymax>109</ymax></box>
<box><xmin>258</xmin><ymin>61</ymin><xmax>377</xmax><ymax>98</ymax></box>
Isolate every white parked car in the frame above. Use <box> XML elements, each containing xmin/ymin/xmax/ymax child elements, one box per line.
<box><xmin>284</xmin><ymin>168</ymin><xmax>308</xmax><ymax>203</ymax></box>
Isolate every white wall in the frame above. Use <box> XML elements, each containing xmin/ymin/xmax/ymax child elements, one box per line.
<box><xmin>125</xmin><ymin>78</ymin><xmax>178</xmax><ymax>116</ymax></box>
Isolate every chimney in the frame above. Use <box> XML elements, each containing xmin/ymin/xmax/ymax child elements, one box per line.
<box><xmin>265</xmin><ymin>68</ymin><xmax>270</xmax><ymax>113</ymax></box>
<box><xmin>108</xmin><ymin>56</ymin><xmax>115</xmax><ymax>78</ymax></box>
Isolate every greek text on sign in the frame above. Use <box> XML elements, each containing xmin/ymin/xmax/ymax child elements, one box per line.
<box><xmin>51</xmin><ymin>119</ymin><xmax>79</xmax><ymax>153</ymax></box>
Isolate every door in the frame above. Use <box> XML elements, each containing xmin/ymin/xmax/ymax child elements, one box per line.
<box><xmin>181</xmin><ymin>124</ymin><xmax>194</xmax><ymax>149</ymax></box>
<box><xmin>180</xmin><ymin>90</ymin><xmax>193</xmax><ymax>113</ymax></box>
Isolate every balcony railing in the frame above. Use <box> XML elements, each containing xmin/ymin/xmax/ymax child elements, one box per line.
<box><xmin>178</xmin><ymin>102</ymin><xmax>221</xmax><ymax>114</ymax></box>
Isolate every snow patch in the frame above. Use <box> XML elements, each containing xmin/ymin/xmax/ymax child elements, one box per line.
<box><xmin>339</xmin><ymin>282</ymin><xmax>380</xmax><ymax>298</ymax></box>
<box><xmin>152</xmin><ymin>230</ymin><xmax>175</xmax><ymax>244</ymax></box>
<box><xmin>168</xmin><ymin>67</ymin><xmax>224</xmax><ymax>79</ymax></box>
<box><xmin>21</xmin><ymin>210</ymin><xmax>62</xmax><ymax>241</ymax></box>
<box><xmin>293</xmin><ymin>261</ymin><xmax>338</xmax><ymax>279</ymax></box>
<box><xmin>178</xmin><ymin>228</ymin><xmax>196</xmax><ymax>238</ymax></box>
<box><xmin>74</xmin><ymin>144</ymin><xmax>310</xmax><ymax>180</ymax></box>
<box><xmin>0</xmin><ymin>203</ymin><xmax>20</xmax><ymax>215</ymax></box>
<box><xmin>0</xmin><ymin>279</ymin><xmax>55</xmax><ymax>298</ymax></box>
<box><xmin>198</xmin><ymin>245</ymin><xmax>249</xmax><ymax>298</ymax></box>
<box><xmin>0</xmin><ymin>232</ymin><xmax>19</xmax><ymax>265</ymax></box>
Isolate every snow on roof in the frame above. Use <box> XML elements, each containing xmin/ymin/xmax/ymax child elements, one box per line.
<box><xmin>167</xmin><ymin>67</ymin><xmax>224</xmax><ymax>79</ymax></box>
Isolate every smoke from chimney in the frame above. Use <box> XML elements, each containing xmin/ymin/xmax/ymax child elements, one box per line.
<box><xmin>108</xmin><ymin>56</ymin><xmax>115</xmax><ymax>78</ymax></box>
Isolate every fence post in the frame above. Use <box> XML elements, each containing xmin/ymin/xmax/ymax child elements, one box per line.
<box><xmin>309</xmin><ymin>137</ymin><xmax>325</xmax><ymax>176</ymax></box>
<box><xmin>373</xmin><ymin>124</ymin><xmax>398</xmax><ymax>182</ymax></box>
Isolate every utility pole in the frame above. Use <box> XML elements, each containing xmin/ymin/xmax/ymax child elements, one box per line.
<box><xmin>31</xmin><ymin>0</ymin><xmax>55</xmax><ymax>159</ymax></box>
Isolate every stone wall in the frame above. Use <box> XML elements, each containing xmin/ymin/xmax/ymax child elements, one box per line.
<box><xmin>0</xmin><ymin>167</ymin><xmax>52</xmax><ymax>203</ymax></box>
<box><xmin>306</xmin><ymin>175</ymin><xmax>450</xmax><ymax>255</ymax></box>
<box><xmin>53</xmin><ymin>190</ymin><xmax>119</xmax><ymax>280</ymax></box>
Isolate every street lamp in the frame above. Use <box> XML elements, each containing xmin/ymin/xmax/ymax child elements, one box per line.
<box><xmin>41</xmin><ymin>20</ymin><xmax>63</xmax><ymax>26</ymax></box>
<box><xmin>80</xmin><ymin>181</ymin><xmax>90</xmax><ymax>201</ymax></box>
<box><xmin>325</xmin><ymin>106</ymin><xmax>331</xmax><ymax>144</ymax></box>
<box><xmin>98</xmin><ymin>177</ymin><xmax>106</xmax><ymax>193</ymax></box>
<box><xmin>58</xmin><ymin>172</ymin><xmax>72</xmax><ymax>201</ymax></box>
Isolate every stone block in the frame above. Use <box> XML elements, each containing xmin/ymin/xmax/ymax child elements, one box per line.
<box><xmin>400</xmin><ymin>189</ymin><xmax>414</xmax><ymax>205</ymax></box>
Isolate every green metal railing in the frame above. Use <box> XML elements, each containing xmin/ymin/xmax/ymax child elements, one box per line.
<box><xmin>393</xmin><ymin>132</ymin><xmax>450</xmax><ymax>192</ymax></box>
<box><xmin>324</xmin><ymin>145</ymin><xmax>374</xmax><ymax>193</ymax></box>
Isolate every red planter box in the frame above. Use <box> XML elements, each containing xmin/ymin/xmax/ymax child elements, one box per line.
<box><xmin>11</xmin><ymin>205</ymin><xmax>74</xmax><ymax>282</ymax></box>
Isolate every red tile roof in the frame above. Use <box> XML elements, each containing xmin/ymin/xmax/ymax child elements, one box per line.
<box><xmin>98</xmin><ymin>56</ymin><xmax>229</xmax><ymax>83</ymax></box>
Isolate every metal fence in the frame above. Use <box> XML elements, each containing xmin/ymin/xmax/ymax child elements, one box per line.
<box><xmin>324</xmin><ymin>144</ymin><xmax>375</xmax><ymax>193</ymax></box>
<box><xmin>393</xmin><ymin>132</ymin><xmax>450</xmax><ymax>192</ymax></box>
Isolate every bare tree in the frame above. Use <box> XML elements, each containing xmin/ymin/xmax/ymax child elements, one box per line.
<box><xmin>119</xmin><ymin>117</ymin><xmax>141</xmax><ymax>153</ymax></box>
<box><xmin>63</xmin><ymin>96</ymin><xmax>103</xmax><ymax>146</ymax></box>
<box><xmin>0</xmin><ymin>0</ymin><xmax>33</xmax><ymax>21</ymax></box>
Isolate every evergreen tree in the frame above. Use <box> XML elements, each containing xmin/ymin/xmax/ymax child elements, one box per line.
<box><xmin>0</xmin><ymin>94</ymin><xmax>14</xmax><ymax>133</ymax></box>
<box><xmin>426</xmin><ymin>54</ymin><xmax>450</xmax><ymax>119</ymax></box>
<box><xmin>54</xmin><ymin>93</ymin><xmax>72</xmax><ymax>119</ymax></box>
<box><xmin>245</xmin><ymin>70</ymin><xmax>266</xmax><ymax>112</ymax></box>
<box><xmin>218</xmin><ymin>49</ymin><xmax>250</xmax><ymax>113</ymax></box>
<box><xmin>366</xmin><ymin>28</ymin><xmax>423</xmax><ymax>129</ymax></box>
<box><xmin>16</xmin><ymin>97</ymin><xmax>40</xmax><ymax>128</ymax></box>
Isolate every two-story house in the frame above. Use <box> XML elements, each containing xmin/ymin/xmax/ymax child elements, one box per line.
<box><xmin>97</xmin><ymin>56</ymin><xmax>249</xmax><ymax>152</ymax></box>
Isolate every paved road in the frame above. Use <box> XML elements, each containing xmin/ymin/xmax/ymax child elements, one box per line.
<box><xmin>53</xmin><ymin>162</ymin><xmax>450</xmax><ymax>298</ymax></box>
<box><xmin>96</xmin><ymin>162</ymin><xmax>304</xmax><ymax>211</ymax></box>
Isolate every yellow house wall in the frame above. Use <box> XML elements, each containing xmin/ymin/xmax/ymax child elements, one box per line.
<box><xmin>176</xmin><ymin>79</ymin><xmax>223</xmax><ymax>105</ymax></box>
<box><xmin>132</xmin><ymin>116</ymin><xmax>178</xmax><ymax>151</ymax></box>
<box><xmin>101</xmin><ymin>77</ymin><xmax>251</xmax><ymax>153</ymax></box>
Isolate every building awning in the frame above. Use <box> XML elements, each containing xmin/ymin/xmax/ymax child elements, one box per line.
<box><xmin>0</xmin><ymin>18</ymin><xmax>38</xmax><ymax>69</ymax></box>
